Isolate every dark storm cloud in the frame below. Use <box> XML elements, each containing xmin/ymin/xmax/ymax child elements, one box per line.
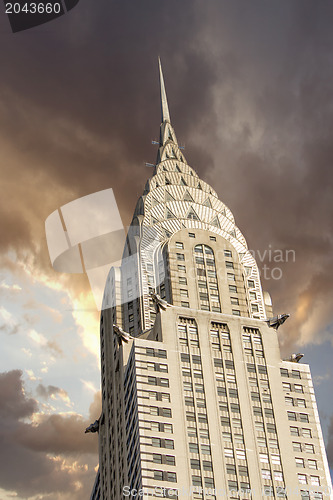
<box><xmin>0</xmin><ymin>370</ymin><xmax>100</xmax><ymax>498</ymax></box>
<box><xmin>36</xmin><ymin>383</ymin><xmax>69</xmax><ymax>399</ymax></box>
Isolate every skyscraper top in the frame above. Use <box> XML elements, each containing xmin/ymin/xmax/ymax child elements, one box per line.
<box><xmin>158</xmin><ymin>57</ymin><xmax>171</xmax><ymax>124</ymax></box>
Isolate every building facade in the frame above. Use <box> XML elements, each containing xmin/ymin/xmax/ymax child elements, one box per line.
<box><xmin>92</xmin><ymin>61</ymin><xmax>332</xmax><ymax>500</ymax></box>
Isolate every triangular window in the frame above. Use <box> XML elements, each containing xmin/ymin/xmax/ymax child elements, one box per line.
<box><xmin>168</xmin><ymin>130</ymin><xmax>174</xmax><ymax>141</ymax></box>
<box><xmin>230</xmin><ymin>229</ymin><xmax>236</xmax><ymax>237</ymax></box>
<box><xmin>210</xmin><ymin>216</ymin><xmax>220</xmax><ymax>228</ymax></box>
<box><xmin>152</xmin><ymin>217</ymin><xmax>159</xmax><ymax>225</ymax></box>
<box><xmin>164</xmin><ymin>229</ymin><xmax>172</xmax><ymax>238</ymax></box>
<box><xmin>187</xmin><ymin>207</ymin><xmax>199</xmax><ymax>221</ymax></box>
<box><xmin>166</xmin><ymin>208</ymin><xmax>175</xmax><ymax>219</ymax></box>
<box><xmin>176</xmin><ymin>164</ymin><xmax>182</xmax><ymax>173</ymax></box>
<box><xmin>171</xmin><ymin>148</ymin><xmax>177</xmax><ymax>158</ymax></box>
<box><xmin>203</xmin><ymin>198</ymin><xmax>212</xmax><ymax>208</ymax></box>
<box><xmin>197</xmin><ymin>182</ymin><xmax>202</xmax><ymax>190</ymax></box>
<box><xmin>165</xmin><ymin>177</ymin><xmax>171</xmax><ymax>185</ymax></box>
<box><xmin>180</xmin><ymin>177</ymin><xmax>187</xmax><ymax>186</ymax></box>
<box><xmin>183</xmin><ymin>190</ymin><xmax>194</xmax><ymax>202</ymax></box>
<box><xmin>151</xmin><ymin>197</ymin><xmax>159</xmax><ymax>206</ymax></box>
<box><xmin>165</xmin><ymin>191</ymin><xmax>175</xmax><ymax>202</ymax></box>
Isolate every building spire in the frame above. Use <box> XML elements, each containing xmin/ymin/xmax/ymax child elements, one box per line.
<box><xmin>158</xmin><ymin>57</ymin><xmax>170</xmax><ymax>124</ymax></box>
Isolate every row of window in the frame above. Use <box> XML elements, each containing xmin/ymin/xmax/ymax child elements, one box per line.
<box><xmin>283</xmin><ymin>381</ymin><xmax>304</xmax><ymax>393</ymax></box>
<box><xmin>261</xmin><ymin>469</ymin><xmax>284</xmax><ymax>481</ymax></box>
<box><xmin>293</xmin><ymin>442</ymin><xmax>315</xmax><ymax>454</ymax></box>
<box><xmin>298</xmin><ymin>474</ymin><xmax>321</xmax><ymax>486</ymax></box>
<box><xmin>296</xmin><ymin>457</ymin><xmax>318</xmax><ymax>469</ymax></box>
<box><xmin>285</xmin><ymin>396</ymin><xmax>307</xmax><ymax>408</ymax></box>
<box><xmin>281</xmin><ymin>367</ymin><xmax>302</xmax><ymax>379</ymax></box>
<box><xmin>290</xmin><ymin>426</ymin><xmax>312</xmax><ymax>438</ymax></box>
<box><xmin>288</xmin><ymin>411</ymin><xmax>310</xmax><ymax>423</ymax></box>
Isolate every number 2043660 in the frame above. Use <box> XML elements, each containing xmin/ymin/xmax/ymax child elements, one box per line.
<box><xmin>5</xmin><ymin>2</ymin><xmax>62</xmax><ymax>14</ymax></box>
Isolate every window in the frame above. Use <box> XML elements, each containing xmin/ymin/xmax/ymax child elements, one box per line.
<box><xmin>181</xmin><ymin>301</ymin><xmax>189</xmax><ymax>308</ymax></box>
<box><xmin>190</xmin><ymin>459</ymin><xmax>200</xmax><ymax>469</ymax></box>
<box><xmin>185</xmin><ymin>397</ymin><xmax>194</xmax><ymax>406</ymax></box>
<box><xmin>226</xmin><ymin>261</ymin><xmax>234</xmax><ymax>269</ymax></box>
<box><xmin>227</xmin><ymin>273</ymin><xmax>236</xmax><ymax>281</ymax></box>
<box><xmin>178</xmin><ymin>265</ymin><xmax>186</xmax><ymax>272</ymax></box>
<box><xmin>269</xmin><ymin>439</ymin><xmax>278</xmax><ymax>450</ymax></box>
<box><xmin>298</xmin><ymin>474</ymin><xmax>307</xmax><ymax>485</ymax></box>
<box><xmin>249</xmin><ymin>291</ymin><xmax>256</xmax><ymax>300</ymax></box>
<box><xmin>189</xmin><ymin>233</ymin><xmax>195</xmax><ymax>238</ymax></box>
<box><xmin>229</xmin><ymin>285</ymin><xmax>237</xmax><ymax>293</ymax></box>
<box><xmin>176</xmin><ymin>242</ymin><xmax>184</xmax><ymax>249</ymax></box>
<box><xmin>259</xmin><ymin>453</ymin><xmax>269</xmax><ymax>463</ymax></box>
<box><xmin>154</xmin><ymin>470</ymin><xmax>163</xmax><ymax>481</ymax></box>
<box><xmin>280</xmin><ymin>368</ymin><xmax>289</xmax><ymax>378</ymax></box>
<box><xmin>291</xmin><ymin>370</ymin><xmax>301</xmax><ymax>379</ymax></box>
<box><xmin>303</xmin><ymin>443</ymin><xmax>314</xmax><ymax>454</ymax></box>
<box><xmin>222</xmin><ymin>432</ymin><xmax>232</xmax><ymax>442</ymax></box>
<box><xmin>179</xmin><ymin>277</ymin><xmax>187</xmax><ymax>285</ymax></box>
<box><xmin>177</xmin><ymin>253</ymin><xmax>185</xmax><ymax>261</ymax></box>
<box><xmin>221</xmin><ymin>417</ymin><xmax>230</xmax><ymax>427</ymax></box>
<box><xmin>228</xmin><ymin>480</ymin><xmax>238</xmax><ymax>492</ymax></box>
<box><xmin>283</xmin><ymin>382</ymin><xmax>291</xmax><ymax>391</ymax></box>
<box><xmin>299</xmin><ymin>413</ymin><xmax>309</xmax><ymax>423</ymax></box>
<box><xmin>255</xmin><ymin>421</ymin><xmax>265</xmax><ymax>432</ymax></box>
<box><xmin>201</xmin><ymin>444</ymin><xmax>211</xmax><ymax>454</ymax></box>
<box><xmin>180</xmin><ymin>289</ymin><xmax>188</xmax><ymax>297</ymax></box>
<box><xmin>186</xmin><ymin>411</ymin><xmax>195</xmax><ymax>422</ymax></box>
<box><xmin>274</xmin><ymin>471</ymin><xmax>283</xmax><ymax>482</ymax></box>
<box><xmin>232</xmin><ymin>309</ymin><xmax>241</xmax><ymax>316</ymax></box>
<box><xmin>293</xmin><ymin>442</ymin><xmax>302</xmax><ymax>452</ymax></box>
<box><xmin>153</xmin><ymin>454</ymin><xmax>162</xmax><ymax>464</ymax></box>
<box><xmin>252</xmin><ymin>304</ymin><xmax>259</xmax><ymax>312</ymax></box>
<box><xmin>166</xmin><ymin>472</ymin><xmax>177</xmax><ymax>482</ymax></box>
<box><xmin>285</xmin><ymin>396</ymin><xmax>294</xmax><ymax>406</ymax></box>
<box><xmin>159</xmin><ymin>378</ymin><xmax>169</xmax><ymax>387</ymax></box>
<box><xmin>271</xmin><ymin>454</ymin><xmax>281</xmax><ymax>465</ymax></box>
<box><xmin>150</xmin><ymin>406</ymin><xmax>159</xmax><ymax>416</ymax></box>
<box><xmin>189</xmin><ymin>443</ymin><xmax>199</xmax><ymax>454</ymax></box>
<box><xmin>248</xmin><ymin>280</ymin><xmax>255</xmax><ymax>288</ymax></box>
<box><xmin>161</xmin><ymin>408</ymin><xmax>172</xmax><ymax>418</ymax></box>
<box><xmin>290</xmin><ymin>426</ymin><xmax>299</xmax><ymax>436</ymax></box>
<box><xmin>227</xmin><ymin>464</ymin><xmax>236</xmax><ymax>475</ymax></box>
<box><xmin>294</xmin><ymin>384</ymin><xmax>303</xmax><ymax>393</ymax></box>
<box><xmin>266</xmin><ymin>423</ymin><xmax>276</xmax><ymax>434</ymax></box>
<box><xmin>287</xmin><ymin>411</ymin><xmax>297</xmax><ymax>421</ymax></box>
<box><xmin>210</xmin><ymin>236</ymin><xmax>216</xmax><ymax>242</ymax></box>
<box><xmin>238</xmin><ymin>466</ymin><xmax>248</xmax><ymax>476</ymax></box>
<box><xmin>165</xmin><ymin>439</ymin><xmax>174</xmax><ymax>449</ymax></box>
<box><xmin>262</xmin><ymin>470</ymin><xmax>271</xmax><ymax>480</ymax></box>
<box><xmin>236</xmin><ymin>449</ymin><xmax>246</xmax><ymax>460</ymax></box>
<box><xmin>231</xmin><ymin>297</ymin><xmax>239</xmax><ymax>305</ymax></box>
<box><xmin>296</xmin><ymin>458</ymin><xmax>305</xmax><ymax>468</ymax></box>
<box><xmin>224</xmin><ymin>249</ymin><xmax>232</xmax><ymax>257</ymax></box>
<box><xmin>199</xmin><ymin>429</ymin><xmax>209</xmax><ymax>439</ymax></box>
<box><xmin>257</xmin><ymin>437</ymin><xmax>266</xmax><ymax>448</ymax></box>
<box><xmin>296</xmin><ymin>399</ymin><xmax>306</xmax><ymax>408</ymax></box>
<box><xmin>302</xmin><ymin>428</ymin><xmax>312</xmax><ymax>438</ymax></box>
<box><xmin>308</xmin><ymin>459</ymin><xmax>317</xmax><ymax>470</ymax></box>
<box><xmin>204</xmin><ymin>477</ymin><xmax>215</xmax><ymax>488</ymax></box>
<box><xmin>192</xmin><ymin>476</ymin><xmax>202</xmax><ymax>486</ymax></box>
<box><xmin>224</xmin><ymin>448</ymin><xmax>234</xmax><ymax>458</ymax></box>
<box><xmin>152</xmin><ymin>437</ymin><xmax>161</xmax><ymax>447</ymax></box>
<box><xmin>163</xmin><ymin>423</ymin><xmax>173</xmax><ymax>434</ymax></box>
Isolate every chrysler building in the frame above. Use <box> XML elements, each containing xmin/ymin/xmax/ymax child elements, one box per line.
<box><xmin>90</xmin><ymin>60</ymin><xmax>332</xmax><ymax>500</ymax></box>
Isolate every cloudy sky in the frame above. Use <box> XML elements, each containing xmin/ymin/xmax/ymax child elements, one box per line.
<box><xmin>1</xmin><ymin>0</ymin><xmax>333</xmax><ymax>498</ymax></box>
